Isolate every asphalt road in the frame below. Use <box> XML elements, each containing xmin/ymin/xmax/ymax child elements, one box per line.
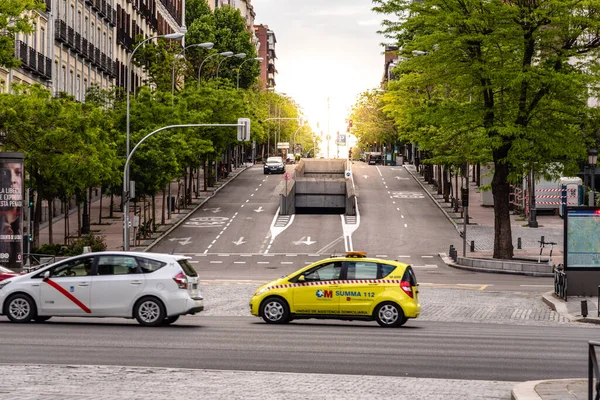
<box><xmin>149</xmin><ymin>163</ymin><xmax>553</xmax><ymax>292</ymax></box>
<box><xmin>0</xmin><ymin>316</ymin><xmax>591</xmax><ymax>382</ymax></box>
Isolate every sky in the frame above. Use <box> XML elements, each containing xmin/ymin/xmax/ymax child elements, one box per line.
<box><xmin>252</xmin><ymin>0</ymin><xmax>386</xmax><ymax>157</ymax></box>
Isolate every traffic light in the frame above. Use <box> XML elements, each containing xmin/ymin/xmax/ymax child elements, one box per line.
<box><xmin>28</xmin><ymin>188</ymin><xmax>34</xmax><ymax>208</ymax></box>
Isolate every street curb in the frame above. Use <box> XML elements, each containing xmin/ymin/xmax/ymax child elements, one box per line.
<box><xmin>510</xmin><ymin>380</ymin><xmax>544</xmax><ymax>400</ymax></box>
<box><xmin>143</xmin><ymin>165</ymin><xmax>251</xmax><ymax>252</ymax></box>
<box><xmin>404</xmin><ymin>165</ymin><xmax>462</xmax><ymax>235</ymax></box>
<box><xmin>439</xmin><ymin>253</ymin><xmax>554</xmax><ymax>277</ymax></box>
<box><xmin>541</xmin><ymin>292</ymin><xmax>600</xmax><ymax>324</ymax></box>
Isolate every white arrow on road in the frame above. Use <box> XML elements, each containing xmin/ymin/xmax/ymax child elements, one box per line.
<box><xmin>169</xmin><ymin>237</ymin><xmax>192</xmax><ymax>246</ymax></box>
<box><xmin>395</xmin><ymin>176</ymin><xmax>409</xmax><ymax>180</ymax></box>
<box><xmin>203</xmin><ymin>207</ymin><xmax>222</xmax><ymax>213</ymax></box>
<box><xmin>233</xmin><ymin>237</ymin><xmax>247</xmax><ymax>246</ymax></box>
<box><xmin>254</xmin><ymin>206</ymin><xmax>264</xmax><ymax>213</ymax></box>
<box><xmin>293</xmin><ymin>236</ymin><xmax>316</xmax><ymax>245</ymax></box>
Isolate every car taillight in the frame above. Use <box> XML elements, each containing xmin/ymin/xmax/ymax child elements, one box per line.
<box><xmin>400</xmin><ymin>280</ymin><xmax>414</xmax><ymax>298</ymax></box>
<box><xmin>173</xmin><ymin>272</ymin><xmax>188</xmax><ymax>290</ymax></box>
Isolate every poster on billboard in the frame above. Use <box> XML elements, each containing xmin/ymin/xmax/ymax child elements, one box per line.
<box><xmin>0</xmin><ymin>153</ymin><xmax>24</xmax><ymax>268</ymax></box>
<box><xmin>336</xmin><ymin>134</ymin><xmax>346</xmax><ymax>146</ymax></box>
<box><xmin>565</xmin><ymin>207</ymin><xmax>600</xmax><ymax>269</ymax></box>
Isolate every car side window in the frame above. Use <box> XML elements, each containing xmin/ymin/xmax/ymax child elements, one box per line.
<box><xmin>346</xmin><ymin>262</ymin><xmax>378</xmax><ymax>280</ymax></box>
<box><xmin>379</xmin><ymin>264</ymin><xmax>395</xmax><ymax>278</ymax></box>
<box><xmin>139</xmin><ymin>258</ymin><xmax>166</xmax><ymax>273</ymax></box>
<box><xmin>97</xmin><ymin>255</ymin><xmax>140</xmax><ymax>275</ymax></box>
<box><xmin>304</xmin><ymin>262</ymin><xmax>341</xmax><ymax>282</ymax></box>
<box><xmin>48</xmin><ymin>257</ymin><xmax>94</xmax><ymax>278</ymax></box>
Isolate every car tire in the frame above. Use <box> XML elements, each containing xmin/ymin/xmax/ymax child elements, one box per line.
<box><xmin>374</xmin><ymin>302</ymin><xmax>405</xmax><ymax>328</ymax></box>
<box><xmin>4</xmin><ymin>293</ymin><xmax>36</xmax><ymax>323</ymax></box>
<box><xmin>161</xmin><ymin>315</ymin><xmax>180</xmax><ymax>326</ymax></box>
<box><xmin>32</xmin><ymin>316</ymin><xmax>52</xmax><ymax>323</ymax></box>
<box><xmin>261</xmin><ymin>297</ymin><xmax>290</xmax><ymax>324</ymax></box>
<box><xmin>134</xmin><ymin>297</ymin><xmax>166</xmax><ymax>327</ymax></box>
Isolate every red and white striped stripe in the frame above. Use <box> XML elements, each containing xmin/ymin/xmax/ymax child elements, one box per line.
<box><xmin>266</xmin><ymin>279</ymin><xmax>403</xmax><ymax>291</ymax></box>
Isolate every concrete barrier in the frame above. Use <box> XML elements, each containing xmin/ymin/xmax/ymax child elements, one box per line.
<box><xmin>455</xmin><ymin>256</ymin><xmax>554</xmax><ymax>276</ymax></box>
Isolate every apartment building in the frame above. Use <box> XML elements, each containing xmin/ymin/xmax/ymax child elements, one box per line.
<box><xmin>206</xmin><ymin>0</ymin><xmax>255</xmax><ymax>32</ymax></box>
<box><xmin>253</xmin><ymin>24</ymin><xmax>276</xmax><ymax>90</ymax></box>
<box><xmin>3</xmin><ymin>0</ymin><xmax>185</xmax><ymax>100</ymax></box>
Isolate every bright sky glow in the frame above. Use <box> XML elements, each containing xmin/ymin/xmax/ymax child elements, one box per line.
<box><xmin>252</xmin><ymin>0</ymin><xmax>385</xmax><ymax>157</ymax></box>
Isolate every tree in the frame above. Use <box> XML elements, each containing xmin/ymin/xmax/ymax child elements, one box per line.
<box><xmin>349</xmin><ymin>89</ymin><xmax>396</xmax><ymax>152</ymax></box>
<box><xmin>0</xmin><ymin>0</ymin><xmax>44</xmax><ymax>68</ymax></box>
<box><xmin>373</xmin><ymin>0</ymin><xmax>600</xmax><ymax>259</ymax></box>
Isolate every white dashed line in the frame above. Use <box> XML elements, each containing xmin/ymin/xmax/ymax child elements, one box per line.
<box><xmin>218</xmin><ymin>254</ymin><xmax>229</xmax><ymax>257</ymax></box>
<box><xmin>251</xmin><ymin>194</ymin><xmax>254</xmax><ymax>197</ymax></box>
<box><xmin>257</xmin><ymin>262</ymin><xmax>270</xmax><ymax>264</ymax></box>
<box><xmin>241</xmin><ymin>204</ymin><xmax>244</xmax><ymax>207</ymax></box>
<box><xmin>397</xmin><ymin>208</ymin><xmax>400</xmax><ymax>211</ymax></box>
<box><xmin>401</xmin><ymin>215</ymin><xmax>405</xmax><ymax>219</ymax></box>
<box><xmin>397</xmin><ymin>255</ymin><xmax>410</xmax><ymax>258</ymax></box>
<box><xmin>210</xmin><ymin>261</ymin><xmax>222</xmax><ymax>264</ymax></box>
<box><xmin>241</xmin><ymin>254</ymin><xmax>252</xmax><ymax>257</ymax></box>
<box><xmin>422</xmin><ymin>255</ymin><xmax>434</xmax><ymax>258</ymax></box>
<box><xmin>188</xmin><ymin>261</ymin><xmax>199</xmax><ymax>264</ymax></box>
<box><xmin>246</xmin><ymin>200</ymin><xmax>249</xmax><ymax>203</ymax></box>
<box><xmin>255</xmin><ymin>188</ymin><xmax>259</xmax><ymax>191</ymax></box>
<box><xmin>281</xmin><ymin>262</ymin><xmax>294</xmax><ymax>264</ymax></box>
<box><xmin>233</xmin><ymin>261</ymin><xmax>246</xmax><ymax>264</ymax></box>
<box><xmin>404</xmin><ymin>224</ymin><xmax>408</xmax><ymax>228</ymax></box>
<box><xmin>375</xmin><ymin>255</ymin><xmax>388</xmax><ymax>258</ymax></box>
<box><xmin>211</xmin><ymin>240</ymin><xmax>216</xmax><ymax>244</ymax></box>
<box><xmin>286</xmin><ymin>254</ymin><xmax>297</xmax><ymax>257</ymax></box>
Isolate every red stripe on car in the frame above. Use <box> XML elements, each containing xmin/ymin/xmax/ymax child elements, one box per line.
<box><xmin>44</xmin><ymin>278</ymin><xmax>91</xmax><ymax>313</ymax></box>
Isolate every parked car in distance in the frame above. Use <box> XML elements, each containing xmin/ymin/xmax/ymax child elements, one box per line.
<box><xmin>0</xmin><ymin>266</ymin><xmax>18</xmax><ymax>282</ymax></box>
<box><xmin>0</xmin><ymin>251</ymin><xmax>203</xmax><ymax>326</ymax></box>
<box><xmin>286</xmin><ymin>154</ymin><xmax>296</xmax><ymax>164</ymax></box>
<box><xmin>250</xmin><ymin>251</ymin><xmax>420</xmax><ymax>327</ymax></box>
<box><xmin>264</xmin><ymin>156</ymin><xmax>285</xmax><ymax>174</ymax></box>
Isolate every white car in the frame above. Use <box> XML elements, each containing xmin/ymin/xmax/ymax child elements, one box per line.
<box><xmin>0</xmin><ymin>251</ymin><xmax>203</xmax><ymax>326</ymax></box>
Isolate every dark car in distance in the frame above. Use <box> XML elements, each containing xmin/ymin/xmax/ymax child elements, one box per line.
<box><xmin>264</xmin><ymin>157</ymin><xmax>285</xmax><ymax>174</ymax></box>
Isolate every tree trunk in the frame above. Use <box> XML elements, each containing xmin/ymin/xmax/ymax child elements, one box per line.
<box><xmin>48</xmin><ymin>199</ymin><xmax>53</xmax><ymax>245</ymax></box>
<box><xmin>491</xmin><ymin>156</ymin><xmax>514</xmax><ymax>259</ymax></box>
<box><xmin>151</xmin><ymin>194</ymin><xmax>156</xmax><ymax>232</ymax></box>
<box><xmin>98</xmin><ymin>187</ymin><xmax>102</xmax><ymax>224</ymax></box>
<box><xmin>203</xmin><ymin>159</ymin><xmax>208</xmax><ymax>192</ymax></box>
<box><xmin>77</xmin><ymin>201</ymin><xmax>81</xmax><ymax>237</ymax></box>
<box><xmin>161</xmin><ymin>189</ymin><xmax>166</xmax><ymax>225</ymax></box>
<box><xmin>110</xmin><ymin>193</ymin><xmax>114</xmax><ymax>218</ymax></box>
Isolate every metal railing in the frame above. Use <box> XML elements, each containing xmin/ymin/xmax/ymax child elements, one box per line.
<box><xmin>554</xmin><ymin>265</ymin><xmax>567</xmax><ymax>301</ymax></box>
<box><xmin>589</xmin><ymin>341</ymin><xmax>600</xmax><ymax>400</ymax></box>
<box><xmin>22</xmin><ymin>253</ymin><xmax>58</xmax><ymax>273</ymax></box>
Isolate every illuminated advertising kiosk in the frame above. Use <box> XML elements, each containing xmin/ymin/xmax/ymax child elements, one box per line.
<box><xmin>564</xmin><ymin>207</ymin><xmax>600</xmax><ymax>296</ymax></box>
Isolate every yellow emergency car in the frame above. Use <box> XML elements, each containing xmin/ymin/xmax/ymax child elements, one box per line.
<box><xmin>249</xmin><ymin>252</ymin><xmax>420</xmax><ymax>327</ymax></box>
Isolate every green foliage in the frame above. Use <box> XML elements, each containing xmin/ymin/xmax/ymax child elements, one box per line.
<box><xmin>349</xmin><ymin>89</ymin><xmax>396</xmax><ymax>150</ymax></box>
<box><xmin>0</xmin><ymin>0</ymin><xmax>45</xmax><ymax>68</ymax></box>
<box><xmin>33</xmin><ymin>233</ymin><xmax>106</xmax><ymax>256</ymax></box>
<box><xmin>185</xmin><ymin>0</ymin><xmax>212</xmax><ymax>26</ymax></box>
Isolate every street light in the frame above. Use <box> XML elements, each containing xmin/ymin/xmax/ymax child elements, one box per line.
<box><xmin>237</xmin><ymin>57</ymin><xmax>263</xmax><ymax>90</ymax></box>
<box><xmin>589</xmin><ymin>148</ymin><xmax>598</xmax><ymax>206</ymax></box>
<box><xmin>171</xmin><ymin>42</ymin><xmax>214</xmax><ymax>102</ymax></box>
<box><xmin>125</xmin><ymin>32</ymin><xmax>184</xmax><ymax>250</ymax></box>
<box><xmin>197</xmin><ymin>51</ymin><xmax>233</xmax><ymax>87</ymax></box>
<box><xmin>215</xmin><ymin>53</ymin><xmax>246</xmax><ymax>88</ymax></box>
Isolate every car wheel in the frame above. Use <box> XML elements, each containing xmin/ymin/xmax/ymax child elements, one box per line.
<box><xmin>374</xmin><ymin>302</ymin><xmax>404</xmax><ymax>328</ymax></box>
<box><xmin>134</xmin><ymin>297</ymin><xmax>166</xmax><ymax>327</ymax></box>
<box><xmin>5</xmin><ymin>294</ymin><xmax>36</xmax><ymax>323</ymax></box>
<box><xmin>261</xmin><ymin>297</ymin><xmax>290</xmax><ymax>324</ymax></box>
<box><xmin>32</xmin><ymin>316</ymin><xmax>52</xmax><ymax>323</ymax></box>
<box><xmin>161</xmin><ymin>315</ymin><xmax>180</xmax><ymax>326</ymax></box>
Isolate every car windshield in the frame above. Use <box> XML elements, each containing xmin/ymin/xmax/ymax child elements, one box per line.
<box><xmin>266</xmin><ymin>158</ymin><xmax>282</xmax><ymax>164</ymax></box>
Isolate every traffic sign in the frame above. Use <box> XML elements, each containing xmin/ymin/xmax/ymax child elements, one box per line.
<box><xmin>283</xmin><ymin>172</ymin><xmax>292</xmax><ymax>180</ymax></box>
<box><xmin>345</xmin><ymin>170</ymin><xmax>351</xmax><ymax>178</ymax></box>
<box><xmin>237</xmin><ymin>118</ymin><xmax>251</xmax><ymax>141</ymax></box>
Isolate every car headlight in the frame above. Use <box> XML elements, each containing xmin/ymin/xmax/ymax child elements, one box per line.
<box><xmin>255</xmin><ymin>287</ymin><xmax>271</xmax><ymax>296</ymax></box>
<box><xmin>0</xmin><ymin>279</ymin><xmax>12</xmax><ymax>290</ymax></box>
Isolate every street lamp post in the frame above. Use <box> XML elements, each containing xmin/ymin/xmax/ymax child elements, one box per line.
<box><xmin>125</xmin><ymin>32</ymin><xmax>184</xmax><ymax>250</ymax></box>
<box><xmin>123</xmin><ymin>122</ymin><xmax>245</xmax><ymax>251</ymax></box>
<box><xmin>236</xmin><ymin>57</ymin><xmax>263</xmax><ymax>90</ymax></box>
<box><xmin>589</xmin><ymin>149</ymin><xmax>598</xmax><ymax>206</ymax></box>
<box><xmin>197</xmin><ymin>51</ymin><xmax>233</xmax><ymax>87</ymax></box>
<box><xmin>215</xmin><ymin>53</ymin><xmax>246</xmax><ymax>88</ymax></box>
<box><xmin>171</xmin><ymin>42</ymin><xmax>213</xmax><ymax>103</ymax></box>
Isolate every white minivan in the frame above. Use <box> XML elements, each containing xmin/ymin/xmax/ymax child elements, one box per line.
<box><xmin>0</xmin><ymin>251</ymin><xmax>203</xmax><ymax>326</ymax></box>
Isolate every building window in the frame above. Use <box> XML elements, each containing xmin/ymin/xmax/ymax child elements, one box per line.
<box><xmin>76</xmin><ymin>74</ymin><xmax>81</xmax><ymax>101</ymax></box>
<box><xmin>62</xmin><ymin>66</ymin><xmax>66</xmax><ymax>92</ymax></box>
<box><xmin>70</xmin><ymin>69</ymin><xmax>74</xmax><ymax>95</ymax></box>
<box><xmin>40</xmin><ymin>28</ymin><xmax>45</xmax><ymax>54</ymax></box>
<box><xmin>31</xmin><ymin>24</ymin><xmax>37</xmax><ymax>50</ymax></box>
<box><xmin>77</xmin><ymin>10</ymin><xmax>81</xmax><ymax>32</ymax></box>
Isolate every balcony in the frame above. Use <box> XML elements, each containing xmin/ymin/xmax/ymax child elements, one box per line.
<box><xmin>45</xmin><ymin>57</ymin><xmax>52</xmax><ymax>79</ymax></box>
<box><xmin>82</xmin><ymin>38</ymin><xmax>88</xmax><ymax>57</ymax></box>
<box><xmin>75</xmin><ymin>33</ymin><xmax>81</xmax><ymax>52</ymax></box>
<box><xmin>67</xmin><ymin>26</ymin><xmax>75</xmax><ymax>48</ymax></box>
<box><xmin>28</xmin><ymin>47</ymin><xmax>37</xmax><ymax>71</ymax></box>
<box><xmin>37</xmin><ymin>53</ymin><xmax>45</xmax><ymax>76</ymax></box>
<box><xmin>15</xmin><ymin>41</ymin><xmax>27</xmax><ymax>65</ymax></box>
<box><xmin>44</xmin><ymin>0</ymin><xmax>51</xmax><ymax>11</ymax></box>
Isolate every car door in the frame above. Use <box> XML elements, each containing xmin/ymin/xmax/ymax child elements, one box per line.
<box><xmin>90</xmin><ymin>255</ymin><xmax>145</xmax><ymax>316</ymax></box>
<box><xmin>292</xmin><ymin>261</ymin><xmax>341</xmax><ymax>315</ymax></box>
<box><xmin>339</xmin><ymin>261</ymin><xmax>384</xmax><ymax>316</ymax></box>
<box><xmin>39</xmin><ymin>256</ymin><xmax>93</xmax><ymax>315</ymax></box>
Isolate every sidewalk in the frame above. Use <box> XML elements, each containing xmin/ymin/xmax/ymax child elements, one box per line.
<box><xmin>36</xmin><ymin>164</ymin><xmax>250</xmax><ymax>253</ymax></box>
<box><xmin>405</xmin><ymin>164</ymin><xmax>596</xmax><ymax>400</ymax></box>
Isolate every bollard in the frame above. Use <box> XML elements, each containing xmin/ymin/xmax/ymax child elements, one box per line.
<box><xmin>541</xmin><ymin>236</ymin><xmax>545</xmax><ymax>245</ymax></box>
<box><xmin>517</xmin><ymin>237</ymin><xmax>522</xmax><ymax>250</ymax></box>
<box><xmin>470</xmin><ymin>241</ymin><xmax>475</xmax><ymax>252</ymax></box>
<box><xmin>581</xmin><ymin>300</ymin><xmax>588</xmax><ymax>318</ymax></box>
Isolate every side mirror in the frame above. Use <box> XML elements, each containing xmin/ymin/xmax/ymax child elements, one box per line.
<box><xmin>43</xmin><ymin>271</ymin><xmax>50</xmax><ymax>280</ymax></box>
<box><xmin>297</xmin><ymin>275</ymin><xmax>305</xmax><ymax>282</ymax></box>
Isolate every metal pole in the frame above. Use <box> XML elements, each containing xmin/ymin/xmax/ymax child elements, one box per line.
<box><xmin>123</xmin><ymin>123</ymin><xmax>243</xmax><ymax>251</ymax></box>
<box><xmin>215</xmin><ymin>55</ymin><xmax>232</xmax><ymax>88</ymax></box>
<box><xmin>593</xmin><ymin>166</ymin><xmax>596</xmax><ymax>206</ymax></box>
<box><xmin>197</xmin><ymin>53</ymin><xmax>219</xmax><ymax>87</ymax></box>
<box><xmin>463</xmin><ymin>162</ymin><xmax>469</xmax><ymax>256</ymax></box>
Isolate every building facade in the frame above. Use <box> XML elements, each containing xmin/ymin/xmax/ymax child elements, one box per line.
<box><xmin>3</xmin><ymin>0</ymin><xmax>185</xmax><ymax>100</ymax></box>
<box><xmin>253</xmin><ymin>24</ymin><xmax>275</xmax><ymax>90</ymax></box>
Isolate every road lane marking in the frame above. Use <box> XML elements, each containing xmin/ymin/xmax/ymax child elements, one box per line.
<box><xmin>233</xmin><ymin>261</ymin><xmax>246</xmax><ymax>264</ymax></box>
<box><xmin>257</xmin><ymin>262</ymin><xmax>270</xmax><ymax>264</ymax></box>
<box><xmin>376</xmin><ymin>255</ymin><xmax>388</xmax><ymax>258</ymax></box>
<box><xmin>397</xmin><ymin>255</ymin><xmax>410</xmax><ymax>258</ymax></box>
<box><xmin>281</xmin><ymin>262</ymin><xmax>294</xmax><ymax>264</ymax></box>
<box><xmin>422</xmin><ymin>255</ymin><xmax>434</xmax><ymax>258</ymax></box>
<box><xmin>404</xmin><ymin>224</ymin><xmax>408</xmax><ymax>228</ymax></box>
<box><xmin>210</xmin><ymin>261</ymin><xmax>223</xmax><ymax>264</ymax></box>
<box><xmin>520</xmin><ymin>285</ymin><xmax>554</xmax><ymax>287</ymax></box>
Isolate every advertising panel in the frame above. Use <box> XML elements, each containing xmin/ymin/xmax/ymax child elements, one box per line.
<box><xmin>565</xmin><ymin>207</ymin><xmax>600</xmax><ymax>269</ymax></box>
<box><xmin>336</xmin><ymin>134</ymin><xmax>346</xmax><ymax>146</ymax></box>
